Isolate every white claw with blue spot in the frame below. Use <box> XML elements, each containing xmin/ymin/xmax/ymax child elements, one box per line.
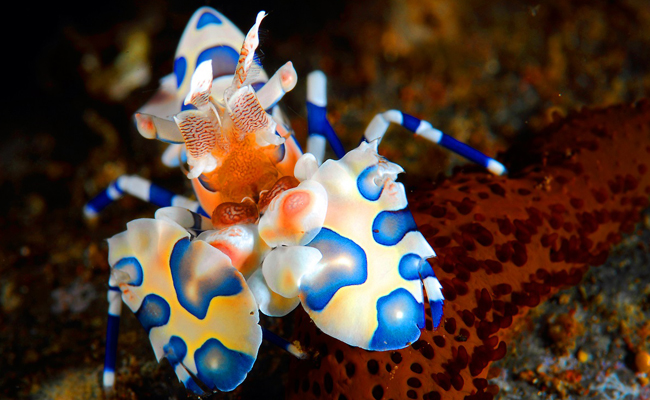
<box><xmin>258</xmin><ymin>142</ymin><xmax>444</xmax><ymax>351</ymax></box>
<box><xmin>106</xmin><ymin>218</ymin><xmax>262</xmax><ymax>393</ymax></box>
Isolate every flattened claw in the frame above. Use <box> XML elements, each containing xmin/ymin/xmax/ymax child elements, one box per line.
<box><xmin>107</xmin><ymin>219</ymin><xmax>262</xmax><ymax>393</ymax></box>
<box><xmin>257</xmin><ymin>142</ymin><xmax>442</xmax><ymax>351</ymax></box>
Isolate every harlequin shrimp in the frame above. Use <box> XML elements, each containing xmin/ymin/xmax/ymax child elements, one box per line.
<box><xmin>85</xmin><ymin>7</ymin><xmax>507</xmax><ymax>395</ymax></box>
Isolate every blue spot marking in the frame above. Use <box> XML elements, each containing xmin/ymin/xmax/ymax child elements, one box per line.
<box><xmin>419</xmin><ymin>260</ymin><xmax>436</xmax><ymax>279</ymax></box>
<box><xmin>369</xmin><ymin>288</ymin><xmax>424</xmax><ymax>351</ymax></box>
<box><xmin>357</xmin><ymin>165</ymin><xmax>383</xmax><ymax>201</ymax></box>
<box><xmin>162</xmin><ymin>336</ymin><xmax>202</xmax><ymax>394</ymax></box>
<box><xmin>113</xmin><ymin>257</ymin><xmax>144</xmax><ymax>286</ymax></box>
<box><xmin>372</xmin><ymin>208</ymin><xmax>418</xmax><ymax>246</ymax></box>
<box><xmin>398</xmin><ymin>253</ymin><xmax>423</xmax><ymax>281</ymax></box>
<box><xmin>196</xmin><ymin>11</ymin><xmax>222</xmax><ymax>29</ymax></box>
<box><xmin>303</xmin><ymin>228</ymin><xmax>368</xmax><ymax>311</ymax></box>
<box><xmin>196</xmin><ymin>46</ymin><xmax>239</xmax><ymax>79</ymax></box>
<box><xmin>194</xmin><ymin>338</ymin><xmax>256</xmax><ymax>392</ymax></box>
<box><xmin>162</xmin><ymin>335</ymin><xmax>200</xmax><ymax>394</ymax></box>
<box><xmin>164</xmin><ymin>336</ymin><xmax>187</xmax><ymax>366</ymax></box>
<box><xmin>170</xmin><ymin>238</ymin><xmax>243</xmax><ymax>319</ymax></box>
<box><xmin>401</xmin><ymin>112</ymin><xmax>421</xmax><ymax>133</ymax></box>
<box><xmin>149</xmin><ymin>184</ymin><xmax>175</xmax><ymax>207</ymax></box>
<box><xmin>174</xmin><ymin>57</ymin><xmax>187</xmax><ymax>89</ymax></box>
<box><xmin>135</xmin><ymin>294</ymin><xmax>171</xmax><ymax>334</ymax></box>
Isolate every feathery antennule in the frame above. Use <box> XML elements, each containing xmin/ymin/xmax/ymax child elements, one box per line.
<box><xmin>241</xmin><ymin>65</ymin><xmax>263</xmax><ymax>89</ymax></box>
<box><xmin>221</xmin><ymin>11</ymin><xmax>283</xmax><ymax>147</ymax></box>
<box><xmin>230</xmin><ymin>11</ymin><xmax>266</xmax><ymax>96</ymax></box>
<box><xmin>184</xmin><ymin>60</ymin><xmax>214</xmax><ymax>110</ymax></box>
<box><xmin>174</xmin><ymin>60</ymin><xmax>222</xmax><ymax>179</ymax></box>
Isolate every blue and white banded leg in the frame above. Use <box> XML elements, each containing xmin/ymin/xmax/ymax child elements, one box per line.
<box><xmin>364</xmin><ymin>110</ymin><xmax>507</xmax><ymax>175</ymax></box>
<box><xmin>103</xmin><ymin>286</ymin><xmax>122</xmax><ymax>391</ymax></box>
<box><xmin>83</xmin><ymin>175</ymin><xmax>207</xmax><ymax>220</ymax></box>
<box><xmin>306</xmin><ymin>71</ymin><xmax>346</xmax><ymax>165</ymax></box>
<box><xmin>261</xmin><ymin>328</ymin><xmax>307</xmax><ymax>359</ymax></box>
